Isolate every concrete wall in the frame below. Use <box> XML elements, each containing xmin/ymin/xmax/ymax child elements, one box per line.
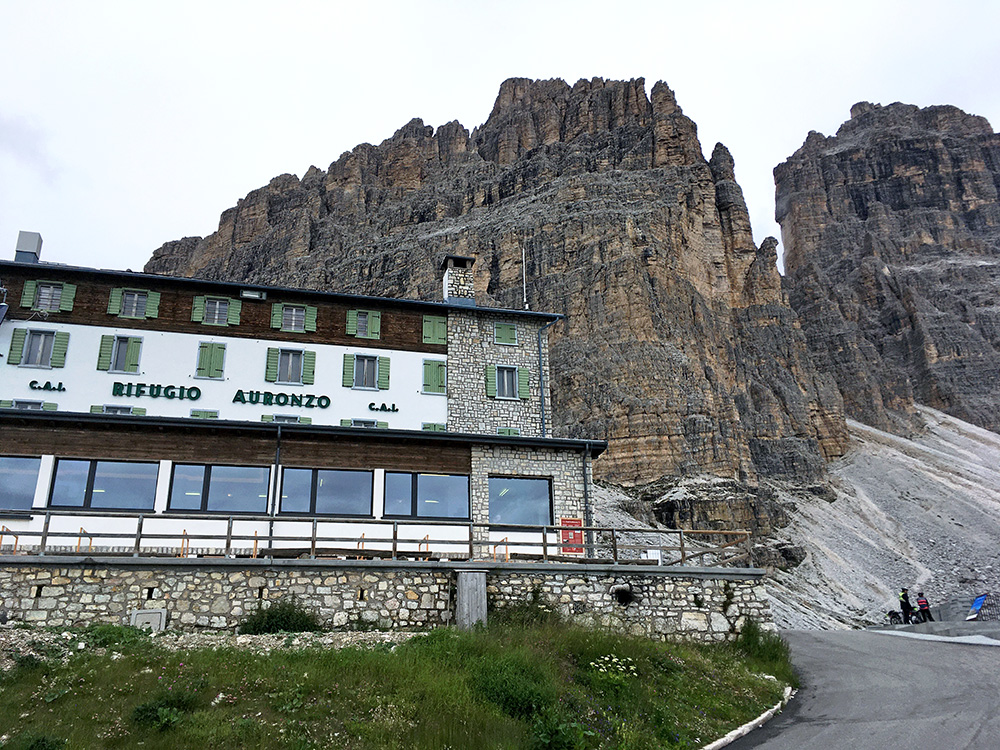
<box><xmin>0</xmin><ymin>558</ymin><xmax>770</xmax><ymax>642</ymax></box>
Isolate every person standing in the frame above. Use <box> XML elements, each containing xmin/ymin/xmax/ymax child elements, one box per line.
<box><xmin>917</xmin><ymin>592</ymin><xmax>935</xmax><ymax>622</ymax></box>
<box><xmin>900</xmin><ymin>588</ymin><xmax>914</xmax><ymax>624</ymax></box>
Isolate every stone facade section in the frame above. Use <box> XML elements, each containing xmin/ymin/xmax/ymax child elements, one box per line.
<box><xmin>469</xmin><ymin>444</ymin><xmax>590</xmax><ymax>531</ymax></box>
<box><xmin>488</xmin><ymin>571</ymin><xmax>771</xmax><ymax>643</ymax></box>
<box><xmin>0</xmin><ymin>561</ymin><xmax>770</xmax><ymax>641</ymax></box>
<box><xmin>447</xmin><ymin>310</ymin><xmax>551</xmax><ymax>437</ymax></box>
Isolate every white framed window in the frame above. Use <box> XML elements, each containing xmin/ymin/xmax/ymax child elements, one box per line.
<box><xmin>120</xmin><ymin>291</ymin><xmax>148</xmax><ymax>318</ymax></box>
<box><xmin>282</xmin><ymin>305</ymin><xmax>306</xmax><ymax>332</ymax></box>
<box><xmin>35</xmin><ymin>283</ymin><xmax>63</xmax><ymax>311</ymax></box>
<box><xmin>496</xmin><ymin>366</ymin><xmax>518</xmax><ymax>399</ymax></box>
<box><xmin>13</xmin><ymin>400</ymin><xmax>44</xmax><ymax>410</ymax></box>
<box><xmin>103</xmin><ymin>405</ymin><xmax>135</xmax><ymax>415</ymax></box>
<box><xmin>354</xmin><ymin>355</ymin><xmax>377</xmax><ymax>389</ymax></box>
<box><xmin>352</xmin><ymin>419</ymin><xmax>377</xmax><ymax>428</ymax></box>
<box><xmin>109</xmin><ymin>336</ymin><xmax>141</xmax><ymax>374</ymax></box>
<box><xmin>22</xmin><ymin>331</ymin><xmax>55</xmax><ymax>368</ymax></box>
<box><xmin>273</xmin><ymin>415</ymin><xmax>301</xmax><ymax>424</ymax></box>
<box><xmin>277</xmin><ymin>350</ymin><xmax>304</xmax><ymax>384</ymax></box>
<box><xmin>204</xmin><ymin>298</ymin><xmax>229</xmax><ymax>325</ymax></box>
<box><xmin>356</xmin><ymin>311</ymin><xmax>370</xmax><ymax>337</ymax></box>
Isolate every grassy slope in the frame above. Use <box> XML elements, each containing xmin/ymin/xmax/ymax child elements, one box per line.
<box><xmin>1</xmin><ymin>620</ymin><xmax>795</xmax><ymax>750</ymax></box>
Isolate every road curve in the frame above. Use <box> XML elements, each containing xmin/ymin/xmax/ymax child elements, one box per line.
<box><xmin>727</xmin><ymin>629</ymin><xmax>1000</xmax><ymax>750</ymax></box>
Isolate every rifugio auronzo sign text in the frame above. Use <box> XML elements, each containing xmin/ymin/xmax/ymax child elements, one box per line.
<box><xmin>112</xmin><ymin>382</ymin><xmax>201</xmax><ymax>400</ymax></box>
<box><xmin>110</xmin><ymin>384</ymin><xmax>338</xmax><ymax>409</ymax></box>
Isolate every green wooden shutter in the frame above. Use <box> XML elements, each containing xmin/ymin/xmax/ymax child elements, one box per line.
<box><xmin>50</xmin><ymin>332</ymin><xmax>69</xmax><ymax>368</ymax></box>
<box><xmin>90</xmin><ymin>405</ymin><xmax>104</xmax><ymax>414</ymax></box>
<box><xmin>377</xmin><ymin>356</ymin><xmax>390</xmax><ymax>390</ymax></box>
<box><xmin>342</xmin><ymin>354</ymin><xmax>355</xmax><ymax>387</ymax></box>
<box><xmin>423</xmin><ymin>361</ymin><xmax>446</xmax><ymax>394</ymax></box>
<box><xmin>302</xmin><ymin>350</ymin><xmax>316</xmax><ymax>385</ymax></box>
<box><xmin>190</xmin><ymin>410</ymin><xmax>219</xmax><ymax>419</ymax></box>
<box><xmin>210</xmin><ymin>343</ymin><xmax>225</xmax><ymax>378</ymax></box>
<box><xmin>423</xmin><ymin>315</ymin><xmax>448</xmax><ymax>345</ymax></box>
<box><xmin>368</xmin><ymin>311</ymin><xmax>381</xmax><ymax>339</ymax></box>
<box><xmin>107</xmin><ymin>288</ymin><xmax>124</xmax><ymax>315</ymax></box>
<box><xmin>145</xmin><ymin>291</ymin><xmax>160</xmax><ymax>318</ymax></box>
<box><xmin>132</xmin><ymin>407</ymin><xmax>146</xmax><ymax>416</ymax></box>
<box><xmin>304</xmin><ymin>306</ymin><xmax>317</xmax><ymax>332</ymax></box>
<box><xmin>495</xmin><ymin>323</ymin><xmax>517</xmax><ymax>345</ymax></box>
<box><xmin>125</xmin><ymin>337</ymin><xmax>142</xmax><ymax>373</ymax></box>
<box><xmin>299</xmin><ymin>416</ymin><xmax>312</xmax><ymax>425</ymax></box>
<box><xmin>422</xmin><ymin>423</ymin><xmax>447</xmax><ymax>432</ymax></box>
<box><xmin>485</xmin><ymin>364</ymin><xmax>497</xmax><ymax>398</ymax></box>
<box><xmin>346</xmin><ymin>309</ymin><xmax>358</xmax><ymax>335</ymax></box>
<box><xmin>518</xmin><ymin>367</ymin><xmax>530</xmax><ymax>399</ymax></box>
<box><xmin>261</xmin><ymin>415</ymin><xmax>274</xmax><ymax>423</ymax></box>
<box><xmin>191</xmin><ymin>296</ymin><xmax>206</xmax><ymax>322</ymax></box>
<box><xmin>20</xmin><ymin>280</ymin><xmax>37</xmax><ymax>308</ymax></box>
<box><xmin>59</xmin><ymin>284</ymin><xmax>76</xmax><ymax>312</ymax></box>
<box><xmin>265</xmin><ymin>348</ymin><xmax>280</xmax><ymax>382</ymax></box>
<box><xmin>498</xmin><ymin>427</ymin><xmax>520</xmax><ymax>436</ymax></box>
<box><xmin>271</xmin><ymin>303</ymin><xmax>284</xmax><ymax>329</ymax></box>
<box><xmin>376</xmin><ymin>421</ymin><xmax>388</xmax><ymax>429</ymax></box>
<box><xmin>196</xmin><ymin>342</ymin><xmax>211</xmax><ymax>377</ymax></box>
<box><xmin>340</xmin><ymin>419</ymin><xmax>352</xmax><ymax>427</ymax></box>
<box><xmin>41</xmin><ymin>402</ymin><xmax>57</xmax><ymax>411</ymax></box>
<box><xmin>227</xmin><ymin>299</ymin><xmax>241</xmax><ymax>326</ymax></box>
<box><xmin>7</xmin><ymin>329</ymin><xmax>26</xmax><ymax>365</ymax></box>
<box><xmin>97</xmin><ymin>335</ymin><xmax>115</xmax><ymax>371</ymax></box>
<box><xmin>0</xmin><ymin>400</ymin><xmax>13</xmax><ymax>408</ymax></box>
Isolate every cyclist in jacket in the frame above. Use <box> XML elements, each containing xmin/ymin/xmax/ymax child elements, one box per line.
<box><xmin>916</xmin><ymin>592</ymin><xmax>934</xmax><ymax>622</ymax></box>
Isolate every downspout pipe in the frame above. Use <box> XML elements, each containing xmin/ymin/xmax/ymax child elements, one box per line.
<box><xmin>582</xmin><ymin>442</ymin><xmax>594</xmax><ymax>557</ymax></box>
<box><xmin>537</xmin><ymin>316</ymin><xmax>564</xmax><ymax>438</ymax></box>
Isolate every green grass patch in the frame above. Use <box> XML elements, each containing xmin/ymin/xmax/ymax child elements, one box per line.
<box><xmin>0</xmin><ymin>620</ymin><xmax>794</xmax><ymax>749</ymax></box>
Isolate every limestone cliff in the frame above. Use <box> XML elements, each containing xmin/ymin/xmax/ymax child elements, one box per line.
<box><xmin>776</xmin><ymin>102</ymin><xmax>1000</xmax><ymax>434</ymax></box>
<box><xmin>147</xmin><ymin>77</ymin><xmax>848</xmax><ymax>484</ymax></box>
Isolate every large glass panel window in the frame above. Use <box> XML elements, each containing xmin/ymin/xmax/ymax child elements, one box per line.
<box><xmin>384</xmin><ymin>472</ymin><xmax>469</xmax><ymax>519</ymax></box>
<box><xmin>49</xmin><ymin>459</ymin><xmax>157</xmax><ymax>511</ymax></box>
<box><xmin>0</xmin><ymin>456</ymin><xmax>41</xmax><ymax>511</ymax></box>
<box><xmin>121</xmin><ymin>291</ymin><xmax>147</xmax><ymax>318</ymax></box>
<box><xmin>354</xmin><ymin>355</ymin><xmax>377</xmax><ymax>389</ymax></box>
<box><xmin>280</xmin><ymin>468</ymin><xmax>373</xmax><ymax>516</ymax></box>
<box><xmin>168</xmin><ymin>464</ymin><xmax>270</xmax><ymax>514</ymax></box>
<box><xmin>282</xmin><ymin>305</ymin><xmax>305</xmax><ymax>332</ymax></box>
<box><xmin>35</xmin><ymin>283</ymin><xmax>62</xmax><ymax>311</ymax></box>
<box><xmin>489</xmin><ymin>476</ymin><xmax>552</xmax><ymax>526</ymax></box>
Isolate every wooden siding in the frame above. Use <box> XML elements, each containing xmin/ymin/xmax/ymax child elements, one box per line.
<box><xmin>1</xmin><ymin>422</ymin><xmax>472</xmax><ymax>474</ymax></box>
<box><xmin>2</xmin><ymin>268</ymin><xmax>447</xmax><ymax>354</ymax></box>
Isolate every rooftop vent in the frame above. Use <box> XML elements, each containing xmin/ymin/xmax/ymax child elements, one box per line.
<box><xmin>15</xmin><ymin>231</ymin><xmax>42</xmax><ymax>264</ymax></box>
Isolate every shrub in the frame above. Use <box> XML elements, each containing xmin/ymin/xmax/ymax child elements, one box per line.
<box><xmin>237</xmin><ymin>597</ymin><xmax>321</xmax><ymax>635</ymax></box>
<box><xmin>83</xmin><ymin>624</ymin><xmax>150</xmax><ymax>649</ymax></box>
<box><xmin>9</xmin><ymin>734</ymin><xmax>66</xmax><ymax>750</ymax></box>
<box><xmin>732</xmin><ymin>619</ymin><xmax>798</xmax><ymax>686</ymax></box>
<box><xmin>490</xmin><ymin>588</ymin><xmax>561</xmax><ymax>628</ymax></box>
<box><xmin>132</xmin><ymin>691</ymin><xmax>201</xmax><ymax>731</ymax></box>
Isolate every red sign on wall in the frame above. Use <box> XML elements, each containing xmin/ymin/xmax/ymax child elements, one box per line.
<box><xmin>560</xmin><ymin>517</ymin><xmax>584</xmax><ymax>555</ymax></box>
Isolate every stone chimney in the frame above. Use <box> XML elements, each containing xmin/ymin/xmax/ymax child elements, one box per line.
<box><xmin>15</xmin><ymin>231</ymin><xmax>43</xmax><ymax>263</ymax></box>
<box><xmin>442</xmin><ymin>255</ymin><xmax>476</xmax><ymax>306</ymax></box>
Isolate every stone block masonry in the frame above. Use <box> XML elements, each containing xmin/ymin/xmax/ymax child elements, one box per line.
<box><xmin>0</xmin><ymin>558</ymin><xmax>770</xmax><ymax>642</ymax></box>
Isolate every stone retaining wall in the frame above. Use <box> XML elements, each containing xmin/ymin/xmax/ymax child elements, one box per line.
<box><xmin>0</xmin><ymin>558</ymin><xmax>769</xmax><ymax>642</ymax></box>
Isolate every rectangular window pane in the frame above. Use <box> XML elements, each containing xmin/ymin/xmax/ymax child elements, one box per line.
<box><xmin>169</xmin><ymin>464</ymin><xmax>206</xmax><ymax>510</ymax></box>
<box><xmin>90</xmin><ymin>461</ymin><xmax>158</xmax><ymax>510</ymax></box>
<box><xmin>384</xmin><ymin>472</ymin><xmax>412</xmax><ymax>516</ymax></box>
<box><xmin>315</xmin><ymin>470</ymin><xmax>373</xmax><ymax>516</ymax></box>
<box><xmin>121</xmin><ymin>291</ymin><xmax>147</xmax><ymax>317</ymax></box>
<box><xmin>0</xmin><ymin>456</ymin><xmax>40</xmax><ymax>510</ymax></box>
<box><xmin>356</xmin><ymin>311</ymin><xmax>369</xmax><ymax>337</ymax></box>
<box><xmin>206</xmin><ymin>466</ymin><xmax>270</xmax><ymax>513</ymax></box>
<box><xmin>280</xmin><ymin>467</ymin><xmax>313</xmax><ymax>514</ymax></box>
<box><xmin>354</xmin><ymin>356</ymin><xmax>377</xmax><ymax>388</ymax></box>
<box><xmin>417</xmin><ymin>474</ymin><xmax>469</xmax><ymax>519</ymax></box>
<box><xmin>205</xmin><ymin>299</ymin><xmax>228</xmax><ymax>324</ymax></box>
<box><xmin>36</xmin><ymin>284</ymin><xmax>61</xmax><ymax>311</ymax></box>
<box><xmin>50</xmin><ymin>459</ymin><xmax>91</xmax><ymax>507</ymax></box>
<box><xmin>103</xmin><ymin>406</ymin><xmax>134</xmax><ymax>415</ymax></box>
<box><xmin>282</xmin><ymin>306</ymin><xmax>305</xmax><ymax>331</ymax></box>
<box><xmin>489</xmin><ymin>477</ymin><xmax>552</xmax><ymax>526</ymax></box>
<box><xmin>24</xmin><ymin>331</ymin><xmax>54</xmax><ymax>367</ymax></box>
<box><xmin>278</xmin><ymin>350</ymin><xmax>303</xmax><ymax>383</ymax></box>
<box><xmin>497</xmin><ymin>367</ymin><xmax>517</xmax><ymax>398</ymax></box>
<box><xmin>111</xmin><ymin>337</ymin><xmax>130</xmax><ymax>372</ymax></box>
<box><xmin>14</xmin><ymin>401</ymin><xmax>44</xmax><ymax>410</ymax></box>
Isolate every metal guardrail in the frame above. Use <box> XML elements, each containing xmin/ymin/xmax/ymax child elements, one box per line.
<box><xmin>0</xmin><ymin>510</ymin><xmax>753</xmax><ymax>568</ymax></box>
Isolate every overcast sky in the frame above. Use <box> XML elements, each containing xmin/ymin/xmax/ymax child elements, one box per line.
<box><xmin>2</xmin><ymin>1</ymin><xmax>998</xmax><ymax>277</ymax></box>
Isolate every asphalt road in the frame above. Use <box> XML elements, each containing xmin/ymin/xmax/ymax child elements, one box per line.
<box><xmin>727</xmin><ymin>630</ymin><xmax>1000</xmax><ymax>750</ymax></box>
